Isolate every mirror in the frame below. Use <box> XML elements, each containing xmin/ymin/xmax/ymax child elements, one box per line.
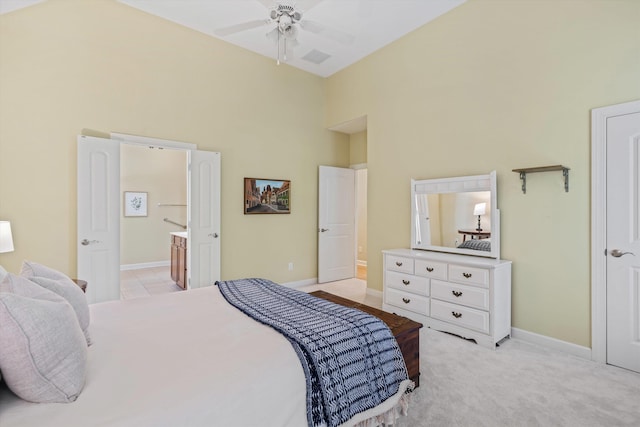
<box><xmin>411</xmin><ymin>171</ymin><xmax>500</xmax><ymax>258</ymax></box>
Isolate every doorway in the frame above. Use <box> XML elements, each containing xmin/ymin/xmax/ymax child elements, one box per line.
<box><xmin>592</xmin><ymin>99</ymin><xmax>640</xmax><ymax>372</ymax></box>
<box><xmin>119</xmin><ymin>144</ymin><xmax>187</xmax><ymax>299</ymax></box>
<box><xmin>77</xmin><ymin>134</ymin><xmax>220</xmax><ymax>304</ymax></box>
<box><xmin>355</xmin><ymin>168</ymin><xmax>367</xmax><ymax>281</ymax></box>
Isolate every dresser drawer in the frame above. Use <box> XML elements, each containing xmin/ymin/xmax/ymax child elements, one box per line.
<box><xmin>431</xmin><ymin>299</ymin><xmax>489</xmax><ymax>334</ymax></box>
<box><xmin>385</xmin><ymin>255</ymin><xmax>414</xmax><ymax>274</ymax></box>
<box><xmin>386</xmin><ymin>288</ymin><xmax>429</xmax><ymax>316</ymax></box>
<box><xmin>414</xmin><ymin>259</ymin><xmax>447</xmax><ymax>280</ymax></box>
<box><xmin>448</xmin><ymin>264</ymin><xmax>489</xmax><ymax>288</ymax></box>
<box><xmin>431</xmin><ymin>280</ymin><xmax>489</xmax><ymax>310</ymax></box>
<box><xmin>386</xmin><ymin>271</ymin><xmax>429</xmax><ymax>296</ymax></box>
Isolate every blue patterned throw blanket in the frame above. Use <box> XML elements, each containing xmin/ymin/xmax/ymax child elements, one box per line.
<box><xmin>216</xmin><ymin>278</ymin><xmax>412</xmax><ymax>427</ymax></box>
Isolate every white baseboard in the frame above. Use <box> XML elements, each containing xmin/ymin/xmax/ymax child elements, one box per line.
<box><xmin>281</xmin><ymin>278</ymin><xmax>318</xmax><ymax>288</ymax></box>
<box><xmin>120</xmin><ymin>261</ymin><xmax>170</xmax><ymax>271</ymax></box>
<box><xmin>511</xmin><ymin>327</ymin><xmax>592</xmax><ymax>360</ymax></box>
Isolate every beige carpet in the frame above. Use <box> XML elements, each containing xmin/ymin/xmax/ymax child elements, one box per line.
<box><xmin>397</xmin><ymin>328</ymin><xmax>640</xmax><ymax>426</ymax></box>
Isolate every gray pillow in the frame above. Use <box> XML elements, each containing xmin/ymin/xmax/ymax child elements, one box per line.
<box><xmin>28</xmin><ymin>276</ymin><xmax>92</xmax><ymax>345</ymax></box>
<box><xmin>20</xmin><ymin>261</ymin><xmax>92</xmax><ymax>345</ymax></box>
<box><xmin>19</xmin><ymin>260</ymin><xmax>71</xmax><ymax>281</ymax></box>
<box><xmin>0</xmin><ymin>274</ymin><xmax>87</xmax><ymax>403</ymax></box>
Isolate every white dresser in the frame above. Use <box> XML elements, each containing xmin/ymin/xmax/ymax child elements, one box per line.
<box><xmin>382</xmin><ymin>248</ymin><xmax>512</xmax><ymax>349</ymax></box>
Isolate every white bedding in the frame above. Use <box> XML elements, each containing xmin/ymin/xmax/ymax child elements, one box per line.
<box><xmin>0</xmin><ymin>286</ymin><xmax>308</xmax><ymax>427</ymax></box>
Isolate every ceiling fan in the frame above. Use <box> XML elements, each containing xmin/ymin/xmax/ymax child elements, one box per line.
<box><xmin>214</xmin><ymin>0</ymin><xmax>355</xmax><ymax>64</ymax></box>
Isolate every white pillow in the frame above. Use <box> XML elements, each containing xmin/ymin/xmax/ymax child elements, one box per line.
<box><xmin>20</xmin><ymin>260</ymin><xmax>73</xmax><ymax>281</ymax></box>
<box><xmin>20</xmin><ymin>260</ymin><xmax>92</xmax><ymax>345</ymax></box>
<box><xmin>0</xmin><ymin>274</ymin><xmax>87</xmax><ymax>403</ymax></box>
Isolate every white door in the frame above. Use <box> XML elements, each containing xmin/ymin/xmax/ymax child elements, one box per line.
<box><xmin>606</xmin><ymin>110</ymin><xmax>640</xmax><ymax>373</ymax></box>
<box><xmin>187</xmin><ymin>150</ymin><xmax>221</xmax><ymax>288</ymax></box>
<box><xmin>318</xmin><ymin>166</ymin><xmax>355</xmax><ymax>283</ymax></box>
<box><xmin>77</xmin><ymin>136</ymin><xmax>120</xmax><ymax>304</ymax></box>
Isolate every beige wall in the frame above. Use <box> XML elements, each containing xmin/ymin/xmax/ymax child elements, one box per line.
<box><xmin>326</xmin><ymin>0</ymin><xmax>640</xmax><ymax>347</ymax></box>
<box><xmin>0</xmin><ymin>0</ymin><xmax>349</xmax><ymax>284</ymax></box>
<box><xmin>349</xmin><ymin>130</ymin><xmax>367</xmax><ymax>165</ymax></box>
<box><xmin>120</xmin><ymin>144</ymin><xmax>187</xmax><ymax>265</ymax></box>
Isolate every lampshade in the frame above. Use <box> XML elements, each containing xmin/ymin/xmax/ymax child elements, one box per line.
<box><xmin>473</xmin><ymin>203</ymin><xmax>486</xmax><ymax>216</ymax></box>
<box><xmin>0</xmin><ymin>221</ymin><xmax>14</xmax><ymax>253</ymax></box>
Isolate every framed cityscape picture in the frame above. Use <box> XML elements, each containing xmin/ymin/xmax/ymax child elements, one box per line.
<box><xmin>124</xmin><ymin>191</ymin><xmax>148</xmax><ymax>217</ymax></box>
<box><xmin>244</xmin><ymin>178</ymin><xmax>290</xmax><ymax>214</ymax></box>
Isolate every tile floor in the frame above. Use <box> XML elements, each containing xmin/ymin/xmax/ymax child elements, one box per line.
<box><xmin>119</xmin><ymin>265</ymin><xmax>380</xmax><ymax>308</ymax></box>
<box><xmin>120</xmin><ymin>266</ymin><xmax>183</xmax><ymax>299</ymax></box>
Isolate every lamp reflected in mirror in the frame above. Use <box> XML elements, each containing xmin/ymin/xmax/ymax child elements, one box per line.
<box><xmin>473</xmin><ymin>203</ymin><xmax>486</xmax><ymax>231</ymax></box>
<box><xmin>0</xmin><ymin>221</ymin><xmax>14</xmax><ymax>253</ymax></box>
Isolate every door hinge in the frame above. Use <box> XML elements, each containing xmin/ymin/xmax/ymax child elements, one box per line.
<box><xmin>604</xmin><ymin>248</ymin><xmax>607</xmax><ymax>256</ymax></box>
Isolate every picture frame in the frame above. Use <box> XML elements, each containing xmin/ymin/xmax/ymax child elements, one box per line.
<box><xmin>244</xmin><ymin>178</ymin><xmax>290</xmax><ymax>214</ymax></box>
<box><xmin>124</xmin><ymin>191</ymin><xmax>148</xmax><ymax>217</ymax></box>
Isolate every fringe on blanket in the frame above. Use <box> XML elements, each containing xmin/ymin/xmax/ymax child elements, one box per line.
<box><xmin>340</xmin><ymin>379</ymin><xmax>414</xmax><ymax>427</ymax></box>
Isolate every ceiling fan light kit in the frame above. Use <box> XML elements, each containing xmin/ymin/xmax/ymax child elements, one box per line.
<box><xmin>214</xmin><ymin>0</ymin><xmax>354</xmax><ymax>67</ymax></box>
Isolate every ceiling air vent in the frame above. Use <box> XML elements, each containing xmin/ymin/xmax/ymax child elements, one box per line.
<box><xmin>302</xmin><ymin>49</ymin><xmax>331</xmax><ymax>64</ymax></box>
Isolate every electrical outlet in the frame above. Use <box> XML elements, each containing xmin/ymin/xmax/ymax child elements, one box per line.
<box><xmin>288</xmin><ymin>262</ymin><xmax>294</xmax><ymax>271</ymax></box>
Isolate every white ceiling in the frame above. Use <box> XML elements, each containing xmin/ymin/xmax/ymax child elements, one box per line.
<box><xmin>114</xmin><ymin>0</ymin><xmax>466</xmax><ymax>77</ymax></box>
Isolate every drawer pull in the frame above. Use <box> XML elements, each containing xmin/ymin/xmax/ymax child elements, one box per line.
<box><xmin>426</xmin><ymin>267</ymin><xmax>434</xmax><ymax>272</ymax></box>
<box><xmin>462</xmin><ymin>272</ymin><xmax>472</xmax><ymax>279</ymax></box>
<box><xmin>402</xmin><ymin>279</ymin><xmax>410</xmax><ymax>285</ymax></box>
<box><xmin>452</xmin><ymin>311</ymin><xmax>462</xmax><ymax>318</ymax></box>
<box><xmin>402</xmin><ymin>297</ymin><xmax>411</xmax><ymax>304</ymax></box>
<box><xmin>396</xmin><ymin>261</ymin><xmax>403</xmax><ymax>267</ymax></box>
<box><xmin>452</xmin><ymin>290</ymin><xmax>463</xmax><ymax>297</ymax></box>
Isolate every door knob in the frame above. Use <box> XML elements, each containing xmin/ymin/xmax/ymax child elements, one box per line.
<box><xmin>81</xmin><ymin>239</ymin><xmax>100</xmax><ymax>246</ymax></box>
<box><xmin>610</xmin><ymin>249</ymin><xmax>635</xmax><ymax>257</ymax></box>
<box><xmin>319</xmin><ymin>228</ymin><xmax>329</xmax><ymax>232</ymax></box>
<box><xmin>208</xmin><ymin>233</ymin><xmax>219</xmax><ymax>238</ymax></box>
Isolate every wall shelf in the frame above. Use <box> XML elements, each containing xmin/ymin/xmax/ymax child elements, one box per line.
<box><xmin>512</xmin><ymin>165</ymin><xmax>570</xmax><ymax>194</ymax></box>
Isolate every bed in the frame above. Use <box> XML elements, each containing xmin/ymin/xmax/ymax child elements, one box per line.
<box><xmin>0</xmin><ymin>270</ymin><xmax>412</xmax><ymax>427</ymax></box>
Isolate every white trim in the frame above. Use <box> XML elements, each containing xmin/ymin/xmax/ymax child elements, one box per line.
<box><xmin>282</xmin><ymin>278</ymin><xmax>318</xmax><ymax>288</ymax></box>
<box><xmin>120</xmin><ymin>260</ymin><xmax>170</xmax><ymax>271</ymax></box>
<box><xmin>350</xmin><ymin>163</ymin><xmax>367</xmax><ymax>170</ymax></box>
<box><xmin>591</xmin><ymin>100</ymin><xmax>640</xmax><ymax>364</ymax></box>
<box><xmin>511</xmin><ymin>328</ymin><xmax>592</xmax><ymax>360</ymax></box>
<box><xmin>110</xmin><ymin>132</ymin><xmax>197</xmax><ymax>150</ymax></box>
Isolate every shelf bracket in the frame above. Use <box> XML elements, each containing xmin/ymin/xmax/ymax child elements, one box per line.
<box><xmin>512</xmin><ymin>165</ymin><xmax>570</xmax><ymax>194</ymax></box>
<box><xmin>518</xmin><ymin>171</ymin><xmax>527</xmax><ymax>194</ymax></box>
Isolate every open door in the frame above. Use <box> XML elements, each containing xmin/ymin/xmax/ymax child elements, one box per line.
<box><xmin>79</xmin><ymin>133</ymin><xmax>221</xmax><ymax>301</ymax></box>
<box><xmin>77</xmin><ymin>136</ymin><xmax>120</xmax><ymax>304</ymax></box>
<box><xmin>187</xmin><ymin>150</ymin><xmax>221</xmax><ymax>288</ymax></box>
<box><xmin>318</xmin><ymin>166</ymin><xmax>355</xmax><ymax>283</ymax></box>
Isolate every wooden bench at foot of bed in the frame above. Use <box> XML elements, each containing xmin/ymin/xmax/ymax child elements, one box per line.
<box><xmin>309</xmin><ymin>290</ymin><xmax>423</xmax><ymax>387</ymax></box>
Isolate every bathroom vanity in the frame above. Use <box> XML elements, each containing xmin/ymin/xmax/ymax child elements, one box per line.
<box><xmin>170</xmin><ymin>232</ymin><xmax>187</xmax><ymax>289</ymax></box>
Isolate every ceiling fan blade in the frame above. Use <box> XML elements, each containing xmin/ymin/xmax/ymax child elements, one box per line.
<box><xmin>300</xmin><ymin>20</ymin><xmax>355</xmax><ymax>45</ymax></box>
<box><xmin>214</xmin><ymin>19</ymin><xmax>270</xmax><ymax>37</ymax></box>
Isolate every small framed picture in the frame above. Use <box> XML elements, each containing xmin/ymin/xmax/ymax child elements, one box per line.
<box><xmin>244</xmin><ymin>178</ymin><xmax>290</xmax><ymax>214</ymax></box>
<box><xmin>124</xmin><ymin>191</ymin><xmax>148</xmax><ymax>217</ymax></box>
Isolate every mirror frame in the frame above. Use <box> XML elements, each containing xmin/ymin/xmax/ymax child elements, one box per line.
<box><xmin>410</xmin><ymin>171</ymin><xmax>500</xmax><ymax>259</ymax></box>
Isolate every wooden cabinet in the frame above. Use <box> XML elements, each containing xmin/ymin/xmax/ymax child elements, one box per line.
<box><xmin>171</xmin><ymin>234</ymin><xmax>187</xmax><ymax>289</ymax></box>
<box><xmin>383</xmin><ymin>249</ymin><xmax>511</xmax><ymax>349</ymax></box>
